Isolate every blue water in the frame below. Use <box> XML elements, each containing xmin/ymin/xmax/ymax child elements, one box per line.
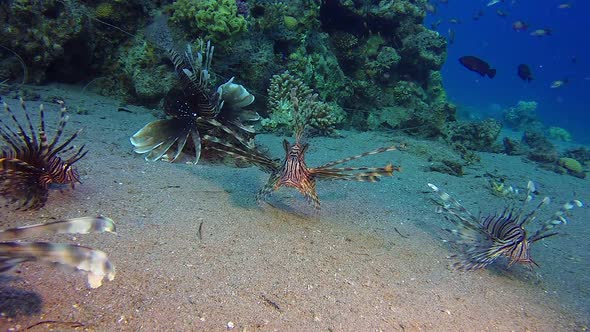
<box><xmin>425</xmin><ymin>0</ymin><xmax>590</xmax><ymax>144</ymax></box>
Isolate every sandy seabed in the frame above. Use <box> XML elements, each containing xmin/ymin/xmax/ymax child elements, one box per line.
<box><xmin>0</xmin><ymin>85</ymin><xmax>588</xmax><ymax>331</ymax></box>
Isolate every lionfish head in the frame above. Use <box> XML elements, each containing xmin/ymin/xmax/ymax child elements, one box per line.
<box><xmin>283</xmin><ymin>139</ymin><xmax>308</xmax><ymax>161</ymax></box>
<box><xmin>506</xmin><ymin>238</ymin><xmax>535</xmax><ymax>267</ymax></box>
<box><xmin>42</xmin><ymin>161</ymin><xmax>81</xmax><ymax>188</ymax></box>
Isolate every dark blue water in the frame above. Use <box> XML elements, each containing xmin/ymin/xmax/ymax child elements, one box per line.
<box><xmin>425</xmin><ymin>0</ymin><xmax>590</xmax><ymax>144</ymax></box>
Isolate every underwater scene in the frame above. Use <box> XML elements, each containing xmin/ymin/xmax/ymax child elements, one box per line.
<box><xmin>0</xmin><ymin>0</ymin><xmax>588</xmax><ymax>331</ymax></box>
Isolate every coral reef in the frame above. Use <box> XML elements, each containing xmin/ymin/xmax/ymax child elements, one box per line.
<box><xmin>1</xmin><ymin>0</ymin><xmax>455</xmax><ymax>139</ymax></box>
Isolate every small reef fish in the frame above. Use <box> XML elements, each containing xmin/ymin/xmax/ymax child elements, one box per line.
<box><xmin>550</xmin><ymin>79</ymin><xmax>568</xmax><ymax>88</ymax></box>
<box><xmin>530</xmin><ymin>28</ymin><xmax>552</xmax><ymax>37</ymax></box>
<box><xmin>558</xmin><ymin>3</ymin><xmax>571</xmax><ymax>9</ymax></box>
<box><xmin>425</xmin><ymin>3</ymin><xmax>436</xmax><ymax>14</ymax></box>
<box><xmin>459</xmin><ymin>56</ymin><xmax>496</xmax><ymax>78</ymax></box>
<box><xmin>487</xmin><ymin>0</ymin><xmax>503</xmax><ymax>6</ymax></box>
<box><xmin>431</xmin><ymin>19</ymin><xmax>442</xmax><ymax>30</ymax></box>
<box><xmin>496</xmin><ymin>9</ymin><xmax>509</xmax><ymax>17</ymax></box>
<box><xmin>473</xmin><ymin>9</ymin><xmax>485</xmax><ymax>20</ymax></box>
<box><xmin>448</xmin><ymin>18</ymin><xmax>461</xmax><ymax>24</ymax></box>
<box><xmin>512</xmin><ymin>20</ymin><xmax>528</xmax><ymax>31</ymax></box>
<box><xmin>517</xmin><ymin>64</ymin><xmax>533</xmax><ymax>82</ymax></box>
<box><xmin>448</xmin><ymin>28</ymin><xmax>455</xmax><ymax>44</ymax></box>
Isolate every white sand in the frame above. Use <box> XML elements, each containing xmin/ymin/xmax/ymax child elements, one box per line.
<box><xmin>0</xmin><ymin>85</ymin><xmax>588</xmax><ymax>331</ymax></box>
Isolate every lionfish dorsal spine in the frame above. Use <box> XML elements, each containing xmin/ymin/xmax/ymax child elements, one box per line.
<box><xmin>4</xmin><ymin>101</ymin><xmax>35</xmax><ymax>151</ymax></box>
<box><xmin>47</xmin><ymin>102</ymin><xmax>69</xmax><ymax>152</ymax></box>
<box><xmin>19</xmin><ymin>98</ymin><xmax>39</xmax><ymax>148</ymax></box>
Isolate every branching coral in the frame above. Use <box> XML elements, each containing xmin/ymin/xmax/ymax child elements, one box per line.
<box><xmin>263</xmin><ymin>71</ymin><xmax>345</xmax><ymax>135</ymax></box>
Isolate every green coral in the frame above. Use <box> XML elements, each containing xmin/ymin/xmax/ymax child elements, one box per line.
<box><xmin>283</xmin><ymin>15</ymin><xmax>299</xmax><ymax>30</ymax></box>
<box><xmin>287</xmin><ymin>33</ymin><xmax>352</xmax><ymax>104</ymax></box>
<box><xmin>170</xmin><ymin>0</ymin><xmax>247</xmax><ymax>50</ymax></box>
<box><xmin>548</xmin><ymin>126</ymin><xmax>573</xmax><ymax>142</ymax></box>
<box><xmin>559</xmin><ymin>157</ymin><xmax>583</xmax><ymax>173</ymax></box>
<box><xmin>367</xmin><ymin>106</ymin><xmax>410</xmax><ymax>130</ymax></box>
<box><xmin>392</xmin><ymin>81</ymin><xmax>424</xmax><ymax>107</ymax></box>
<box><xmin>263</xmin><ymin>71</ymin><xmax>345</xmax><ymax>135</ymax></box>
<box><xmin>366</xmin><ymin>46</ymin><xmax>400</xmax><ymax>75</ymax></box>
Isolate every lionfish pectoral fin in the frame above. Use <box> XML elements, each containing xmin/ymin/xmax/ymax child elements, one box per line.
<box><xmin>0</xmin><ymin>242</ymin><xmax>115</xmax><ymax>288</ymax></box>
<box><xmin>190</xmin><ymin>127</ymin><xmax>202</xmax><ymax>164</ymax></box>
<box><xmin>167</xmin><ymin>130</ymin><xmax>189</xmax><ymax>162</ymax></box>
<box><xmin>311</xmin><ymin>164</ymin><xmax>399</xmax><ymax>182</ymax></box>
<box><xmin>0</xmin><ymin>257</ymin><xmax>30</xmax><ymax>273</ymax></box>
<box><xmin>0</xmin><ymin>157</ymin><xmax>42</xmax><ymax>174</ymax></box>
<box><xmin>256</xmin><ymin>174</ymin><xmax>281</xmax><ymax>203</ymax></box>
<box><xmin>302</xmin><ymin>189</ymin><xmax>320</xmax><ymax>210</ymax></box>
<box><xmin>217</xmin><ymin>80</ymin><xmax>255</xmax><ymax>109</ymax></box>
<box><xmin>0</xmin><ymin>216</ymin><xmax>116</xmax><ymax>241</ymax></box>
<box><xmin>146</xmin><ymin>136</ymin><xmax>179</xmax><ymax>162</ymax></box>
<box><xmin>130</xmin><ymin>119</ymin><xmax>190</xmax><ymax>161</ymax></box>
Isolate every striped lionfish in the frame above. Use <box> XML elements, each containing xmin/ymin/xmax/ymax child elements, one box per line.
<box><xmin>130</xmin><ymin>39</ymin><xmax>260</xmax><ymax>164</ymax></box>
<box><xmin>0</xmin><ymin>216</ymin><xmax>116</xmax><ymax>288</ymax></box>
<box><xmin>429</xmin><ymin>181</ymin><xmax>583</xmax><ymax>270</ymax></box>
<box><xmin>208</xmin><ymin>89</ymin><xmax>402</xmax><ymax>209</ymax></box>
<box><xmin>0</xmin><ymin>98</ymin><xmax>87</xmax><ymax>210</ymax></box>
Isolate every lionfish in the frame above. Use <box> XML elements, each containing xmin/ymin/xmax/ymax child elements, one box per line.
<box><xmin>0</xmin><ymin>216</ymin><xmax>116</xmax><ymax>288</ymax></box>
<box><xmin>208</xmin><ymin>89</ymin><xmax>402</xmax><ymax>209</ymax></box>
<box><xmin>429</xmin><ymin>181</ymin><xmax>583</xmax><ymax>270</ymax></box>
<box><xmin>0</xmin><ymin>98</ymin><xmax>87</xmax><ymax>210</ymax></box>
<box><xmin>130</xmin><ymin>39</ymin><xmax>260</xmax><ymax>164</ymax></box>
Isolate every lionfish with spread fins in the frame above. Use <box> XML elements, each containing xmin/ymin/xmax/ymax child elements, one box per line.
<box><xmin>208</xmin><ymin>88</ymin><xmax>402</xmax><ymax>209</ymax></box>
<box><xmin>0</xmin><ymin>98</ymin><xmax>87</xmax><ymax>210</ymax></box>
<box><xmin>130</xmin><ymin>37</ymin><xmax>260</xmax><ymax>164</ymax></box>
<box><xmin>429</xmin><ymin>181</ymin><xmax>583</xmax><ymax>270</ymax></box>
<box><xmin>0</xmin><ymin>216</ymin><xmax>116</xmax><ymax>288</ymax></box>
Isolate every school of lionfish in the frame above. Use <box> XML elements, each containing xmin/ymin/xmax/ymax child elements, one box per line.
<box><xmin>0</xmin><ymin>22</ymin><xmax>584</xmax><ymax>315</ymax></box>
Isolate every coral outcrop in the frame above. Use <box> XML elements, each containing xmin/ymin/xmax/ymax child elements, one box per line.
<box><xmin>444</xmin><ymin>119</ymin><xmax>503</xmax><ymax>152</ymax></box>
<box><xmin>548</xmin><ymin>126</ymin><xmax>573</xmax><ymax>142</ymax></box>
<box><xmin>502</xmin><ymin>100</ymin><xmax>541</xmax><ymax>131</ymax></box>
